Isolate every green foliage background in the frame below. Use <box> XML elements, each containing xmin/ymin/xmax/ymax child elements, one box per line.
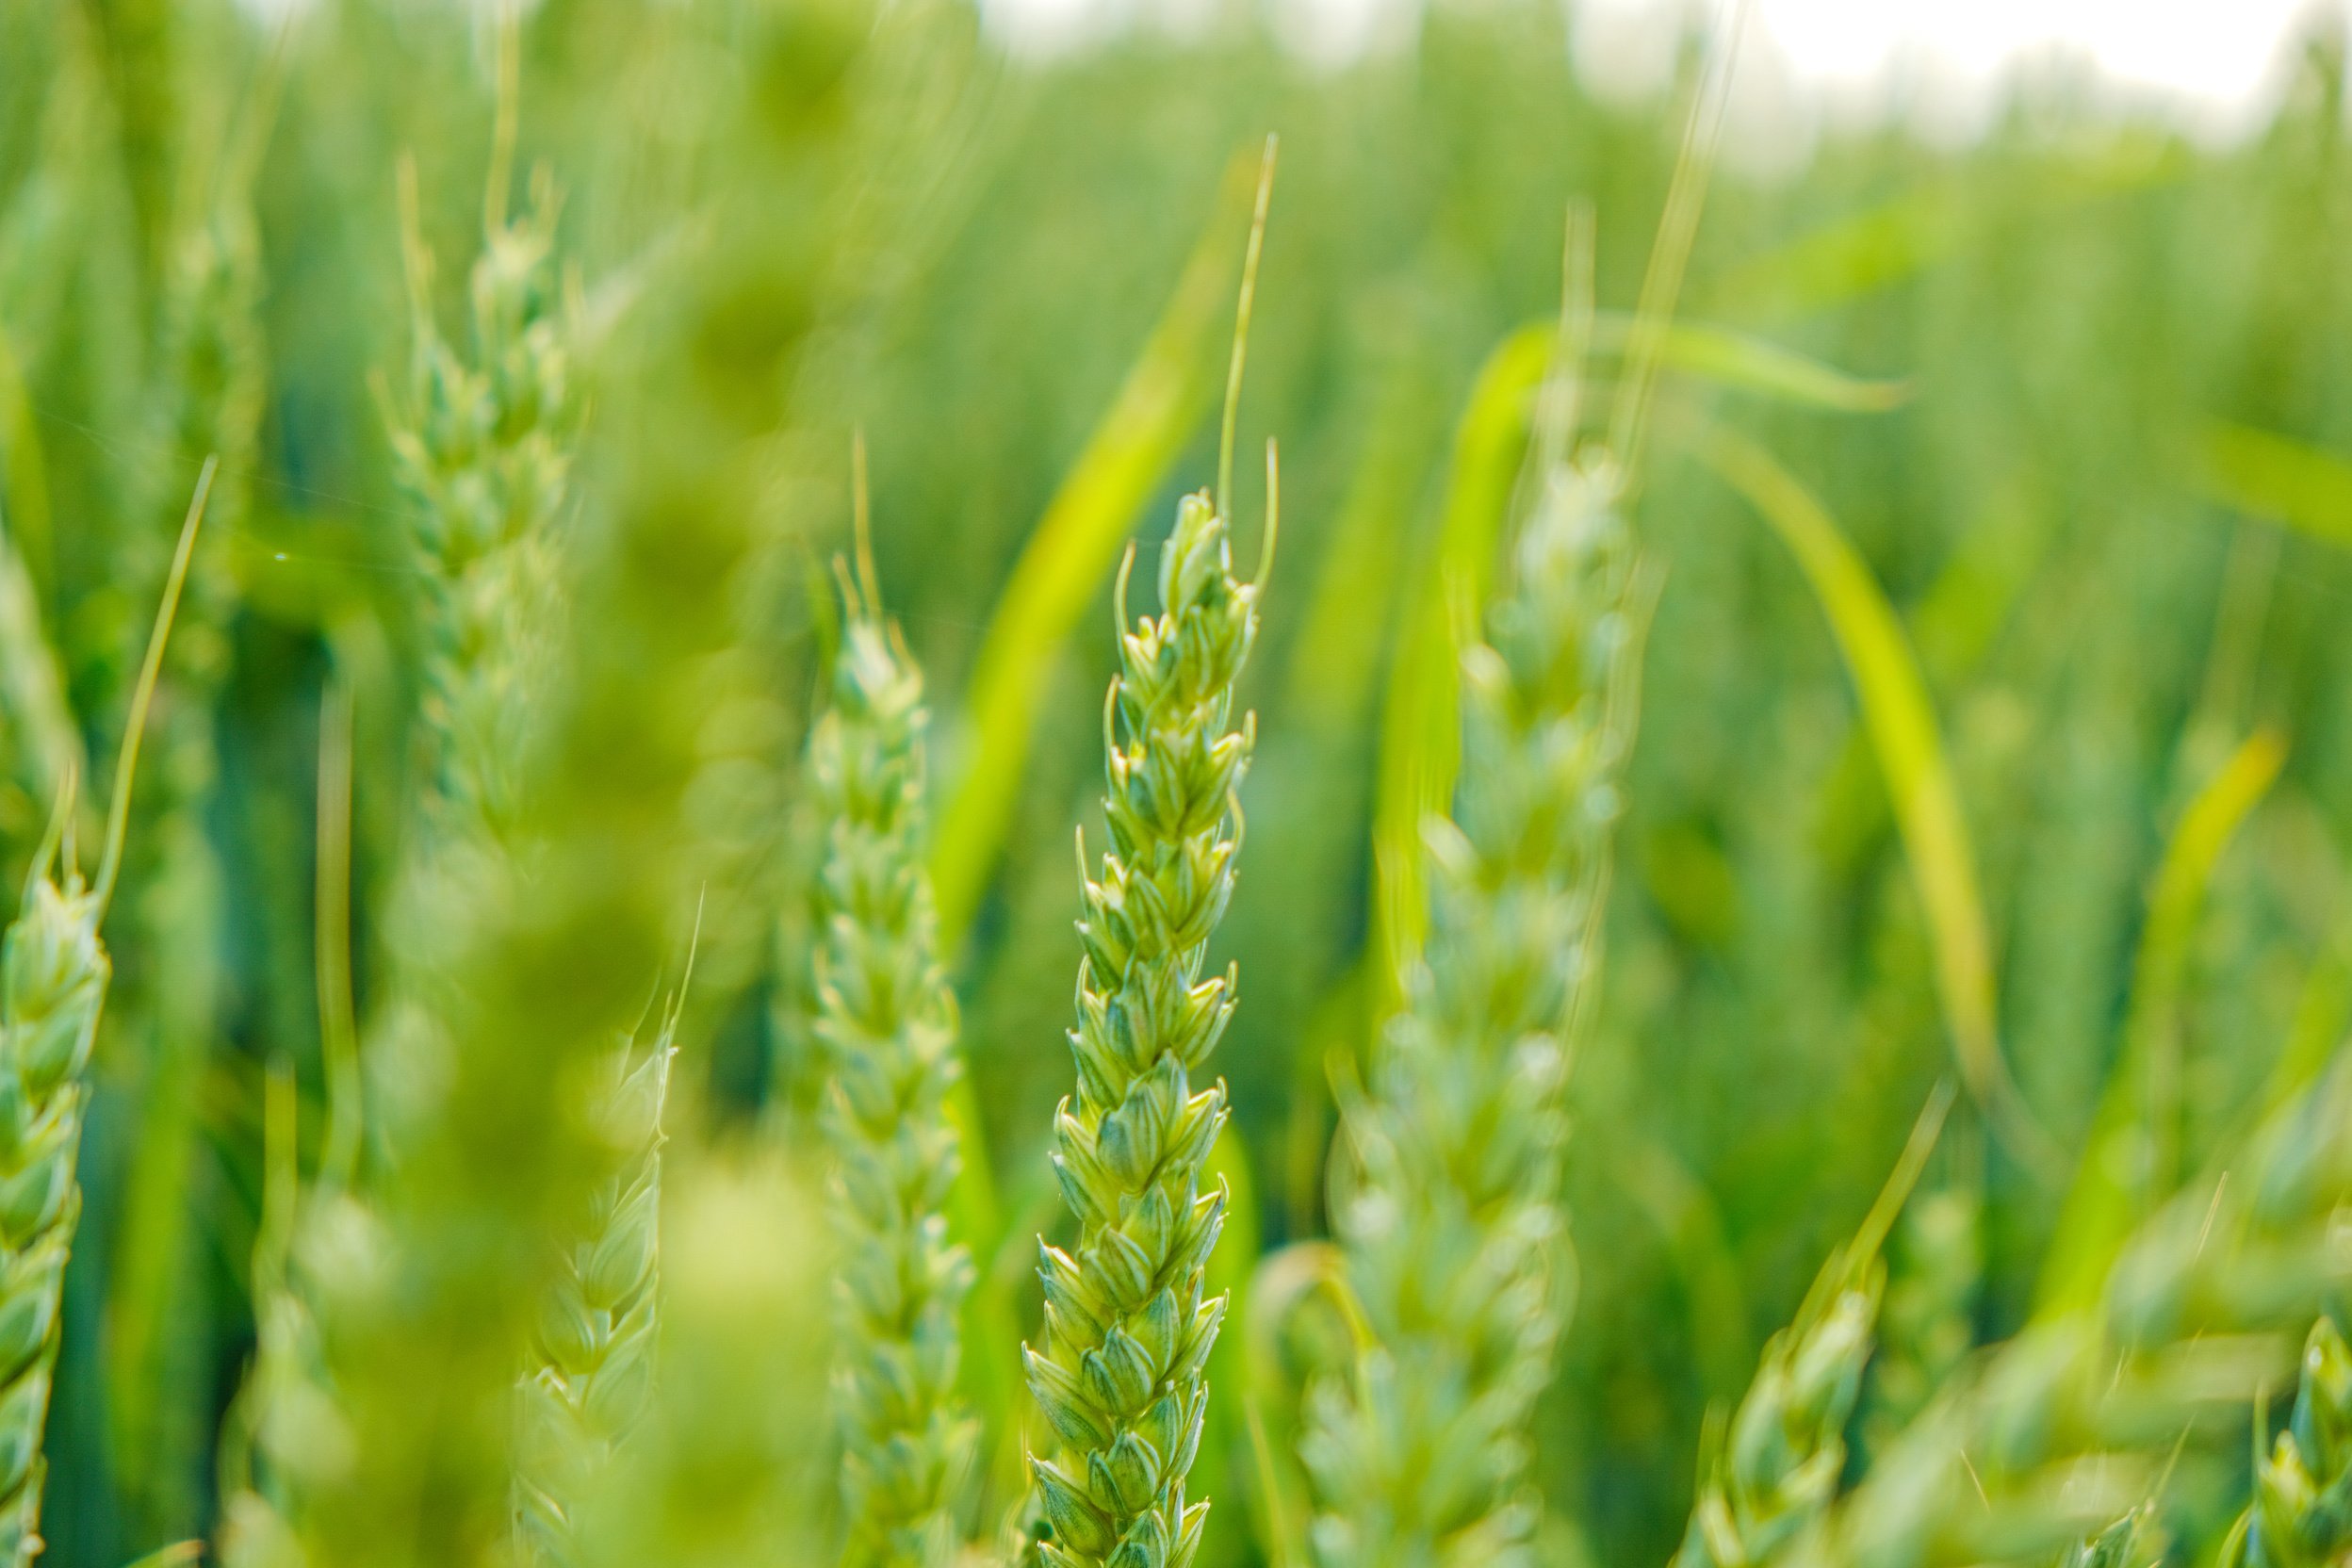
<box><xmin>5</xmin><ymin>0</ymin><xmax>2352</xmax><ymax>1563</ymax></box>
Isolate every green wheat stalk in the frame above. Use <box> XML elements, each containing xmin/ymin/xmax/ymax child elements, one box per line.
<box><xmin>808</xmin><ymin>475</ymin><xmax>977</xmax><ymax>1568</ymax></box>
<box><xmin>1022</xmin><ymin>473</ymin><xmax>1272</xmax><ymax>1568</ymax></box>
<box><xmin>0</xmin><ymin>464</ymin><xmax>208</xmax><ymax>1564</ymax></box>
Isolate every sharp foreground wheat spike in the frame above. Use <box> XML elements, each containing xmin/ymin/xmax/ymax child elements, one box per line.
<box><xmin>515</xmin><ymin>1022</ymin><xmax>676</xmax><ymax>1565</ymax></box>
<box><xmin>1781</xmin><ymin>1055</ymin><xmax>2352</xmax><ymax>1568</ymax></box>
<box><xmin>1301</xmin><ymin>449</ymin><xmax>1637</xmax><ymax>1568</ymax></box>
<box><xmin>808</xmin><ymin>552</ymin><xmax>976</xmax><ymax>1568</ymax></box>
<box><xmin>2216</xmin><ymin>1318</ymin><xmax>2352</xmax><ymax>1568</ymax></box>
<box><xmin>1024</xmin><ymin>487</ymin><xmax>1266</xmax><ymax>1568</ymax></box>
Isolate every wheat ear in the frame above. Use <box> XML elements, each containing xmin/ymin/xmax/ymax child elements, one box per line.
<box><xmin>0</xmin><ymin>464</ymin><xmax>208</xmax><ymax>1563</ymax></box>
<box><xmin>2215</xmin><ymin>1317</ymin><xmax>2352</xmax><ymax>1568</ymax></box>
<box><xmin>1783</xmin><ymin>1055</ymin><xmax>2352</xmax><ymax>1568</ymax></box>
<box><xmin>2063</xmin><ymin>1508</ymin><xmax>2162</xmax><ymax>1568</ymax></box>
<box><xmin>1023</xmin><ymin>472</ymin><xmax>1270</xmax><ymax>1568</ymax></box>
<box><xmin>1301</xmin><ymin>430</ymin><xmax>1640</xmax><ymax>1567</ymax></box>
<box><xmin>382</xmin><ymin>155</ymin><xmax>577</xmax><ymax>853</ymax></box>
<box><xmin>1674</xmin><ymin>1091</ymin><xmax>1950</xmax><ymax>1568</ymax></box>
<box><xmin>808</xmin><ymin>467</ymin><xmax>978</xmax><ymax>1568</ymax></box>
<box><xmin>514</xmin><ymin>1009</ymin><xmax>678</xmax><ymax>1565</ymax></box>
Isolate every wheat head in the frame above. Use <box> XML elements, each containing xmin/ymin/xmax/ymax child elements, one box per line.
<box><xmin>1024</xmin><ymin>487</ymin><xmax>1266</xmax><ymax>1568</ymax></box>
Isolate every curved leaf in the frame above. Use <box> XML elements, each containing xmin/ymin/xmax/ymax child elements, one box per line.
<box><xmin>2199</xmin><ymin>421</ymin><xmax>2352</xmax><ymax>549</ymax></box>
<box><xmin>2036</xmin><ymin>728</ymin><xmax>2286</xmax><ymax>1315</ymax></box>
<box><xmin>1703</xmin><ymin>432</ymin><xmax>2063</xmax><ymax>1181</ymax></box>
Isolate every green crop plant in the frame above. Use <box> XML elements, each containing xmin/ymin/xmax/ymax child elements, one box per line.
<box><xmin>808</xmin><ymin>485</ymin><xmax>977</xmax><ymax>1568</ymax></box>
<box><xmin>1302</xmin><ymin>442</ymin><xmax>1639</xmax><ymax>1567</ymax></box>
<box><xmin>2064</xmin><ymin>1510</ymin><xmax>2159</xmax><ymax>1568</ymax></box>
<box><xmin>383</xmin><ymin>155</ymin><xmax>577</xmax><ymax>854</ymax></box>
<box><xmin>0</xmin><ymin>465</ymin><xmax>207</xmax><ymax>1564</ymax></box>
<box><xmin>1019</xmin><ymin>142</ymin><xmax>1275</xmax><ymax>1568</ymax></box>
<box><xmin>2215</xmin><ymin>1318</ymin><xmax>2352</xmax><ymax>1568</ymax></box>
<box><xmin>1776</xmin><ymin>1054</ymin><xmax>2352</xmax><ymax>1568</ymax></box>
<box><xmin>1672</xmin><ymin>1093</ymin><xmax>1949</xmax><ymax>1568</ymax></box>
<box><xmin>11</xmin><ymin>6</ymin><xmax>2352</xmax><ymax>1568</ymax></box>
<box><xmin>0</xmin><ymin>819</ymin><xmax>116</xmax><ymax>1565</ymax></box>
<box><xmin>515</xmin><ymin>1021</ymin><xmax>677</xmax><ymax>1564</ymax></box>
<box><xmin>1021</xmin><ymin>473</ymin><xmax>1273</xmax><ymax>1568</ymax></box>
<box><xmin>1296</xmin><ymin>41</ymin><xmax>1750</xmax><ymax>1551</ymax></box>
<box><xmin>1299</xmin><ymin>252</ymin><xmax>1648</xmax><ymax>1557</ymax></box>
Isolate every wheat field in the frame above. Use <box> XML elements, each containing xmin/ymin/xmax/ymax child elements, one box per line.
<box><xmin>4</xmin><ymin>4</ymin><xmax>2352</xmax><ymax>1568</ymax></box>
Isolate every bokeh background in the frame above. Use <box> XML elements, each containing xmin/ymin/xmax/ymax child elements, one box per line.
<box><xmin>7</xmin><ymin>0</ymin><xmax>2352</xmax><ymax>1563</ymax></box>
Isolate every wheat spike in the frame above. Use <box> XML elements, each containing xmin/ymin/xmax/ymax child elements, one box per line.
<box><xmin>381</xmin><ymin>152</ymin><xmax>681</xmax><ymax>1562</ymax></box>
<box><xmin>1674</xmin><ymin>1094</ymin><xmax>1950</xmax><ymax>1568</ymax></box>
<box><xmin>383</xmin><ymin>156</ymin><xmax>577</xmax><ymax>856</ymax></box>
<box><xmin>1022</xmin><ymin>478</ymin><xmax>1269</xmax><ymax>1568</ymax></box>
<box><xmin>514</xmin><ymin>1018</ymin><xmax>677</xmax><ymax>1564</ymax></box>
<box><xmin>0</xmin><ymin>463</ymin><xmax>208</xmax><ymax>1564</ymax></box>
<box><xmin>808</xmin><ymin>500</ymin><xmax>978</xmax><ymax>1567</ymax></box>
<box><xmin>2216</xmin><ymin>1317</ymin><xmax>2352</xmax><ymax>1568</ymax></box>
<box><xmin>1779</xmin><ymin>1054</ymin><xmax>2352</xmax><ymax>1568</ymax></box>
<box><xmin>1301</xmin><ymin>435</ymin><xmax>1638</xmax><ymax>1568</ymax></box>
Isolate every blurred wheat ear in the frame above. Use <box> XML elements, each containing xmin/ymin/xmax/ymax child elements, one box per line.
<box><xmin>808</xmin><ymin>442</ymin><xmax>978</xmax><ymax>1568</ymax></box>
